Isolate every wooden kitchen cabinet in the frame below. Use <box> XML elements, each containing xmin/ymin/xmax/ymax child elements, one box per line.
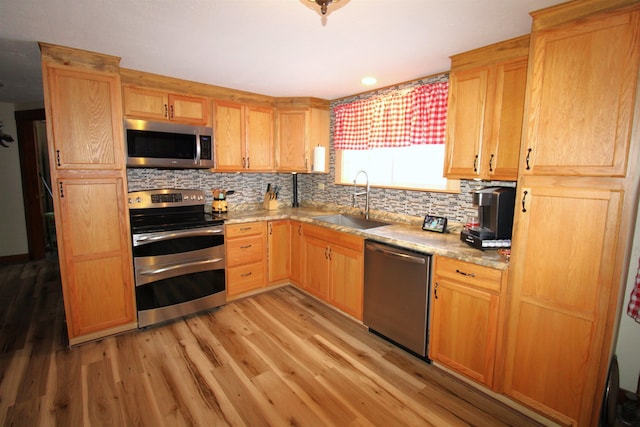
<box><xmin>429</xmin><ymin>256</ymin><xmax>506</xmax><ymax>389</ymax></box>
<box><xmin>122</xmin><ymin>85</ymin><xmax>209</xmax><ymax>125</ymax></box>
<box><xmin>503</xmin><ymin>3</ymin><xmax>640</xmax><ymax>426</ymax></box>
<box><xmin>267</xmin><ymin>220</ymin><xmax>290</xmax><ymax>284</ymax></box>
<box><xmin>213</xmin><ymin>100</ymin><xmax>274</xmax><ymax>171</ymax></box>
<box><xmin>519</xmin><ymin>6</ymin><xmax>639</xmax><ymax>177</ymax></box>
<box><xmin>40</xmin><ymin>43</ymin><xmax>137</xmax><ymax>345</ymax></box>
<box><xmin>302</xmin><ymin>224</ymin><xmax>364</xmax><ymax>320</ymax></box>
<box><xmin>225</xmin><ymin>222</ymin><xmax>267</xmax><ymax>299</ymax></box>
<box><xmin>274</xmin><ymin>100</ymin><xmax>330</xmax><ymax>173</ymax></box>
<box><xmin>290</xmin><ymin>221</ymin><xmax>304</xmax><ymax>286</ymax></box>
<box><xmin>444</xmin><ymin>36</ymin><xmax>528</xmax><ymax>181</ymax></box>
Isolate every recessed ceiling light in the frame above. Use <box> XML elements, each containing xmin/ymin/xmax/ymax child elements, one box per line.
<box><xmin>361</xmin><ymin>76</ymin><xmax>377</xmax><ymax>86</ymax></box>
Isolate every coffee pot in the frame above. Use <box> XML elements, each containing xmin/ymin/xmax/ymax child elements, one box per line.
<box><xmin>212</xmin><ymin>189</ymin><xmax>234</xmax><ymax>213</ymax></box>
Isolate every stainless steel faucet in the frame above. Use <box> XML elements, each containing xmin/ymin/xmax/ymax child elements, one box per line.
<box><xmin>353</xmin><ymin>170</ymin><xmax>370</xmax><ymax>220</ymax></box>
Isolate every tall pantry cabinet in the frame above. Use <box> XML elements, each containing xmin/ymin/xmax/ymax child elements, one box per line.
<box><xmin>503</xmin><ymin>2</ymin><xmax>640</xmax><ymax>426</ymax></box>
<box><xmin>40</xmin><ymin>43</ymin><xmax>137</xmax><ymax>345</ymax></box>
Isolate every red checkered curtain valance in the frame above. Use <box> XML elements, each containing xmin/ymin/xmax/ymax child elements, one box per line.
<box><xmin>334</xmin><ymin>81</ymin><xmax>449</xmax><ymax>150</ymax></box>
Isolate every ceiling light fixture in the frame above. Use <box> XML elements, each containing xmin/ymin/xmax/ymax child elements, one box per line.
<box><xmin>307</xmin><ymin>0</ymin><xmax>341</xmax><ymax>15</ymax></box>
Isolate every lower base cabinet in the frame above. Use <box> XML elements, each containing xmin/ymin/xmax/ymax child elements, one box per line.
<box><xmin>226</xmin><ymin>222</ymin><xmax>266</xmax><ymax>299</ymax></box>
<box><xmin>267</xmin><ymin>220</ymin><xmax>291</xmax><ymax>284</ymax></box>
<box><xmin>429</xmin><ymin>256</ymin><xmax>507</xmax><ymax>389</ymax></box>
<box><xmin>301</xmin><ymin>224</ymin><xmax>364</xmax><ymax>320</ymax></box>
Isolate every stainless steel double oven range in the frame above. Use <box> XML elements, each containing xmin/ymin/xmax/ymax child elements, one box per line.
<box><xmin>128</xmin><ymin>189</ymin><xmax>226</xmax><ymax>327</ymax></box>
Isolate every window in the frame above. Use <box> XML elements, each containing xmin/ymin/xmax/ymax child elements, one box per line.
<box><xmin>336</xmin><ymin>146</ymin><xmax>457</xmax><ymax>191</ymax></box>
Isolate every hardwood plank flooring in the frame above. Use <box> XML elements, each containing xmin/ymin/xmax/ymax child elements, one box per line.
<box><xmin>0</xmin><ymin>258</ymin><xmax>545</xmax><ymax>426</ymax></box>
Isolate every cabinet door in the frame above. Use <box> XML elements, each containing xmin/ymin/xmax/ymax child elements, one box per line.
<box><xmin>268</xmin><ymin>220</ymin><xmax>290</xmax><ymax>284</ymax></box>
<box><xmin>245</xmin><ymin>106</ymin><xmax>274</xmax><ymax>171</ymax></box>
<box><xmin>46</xmin><ymin>66</ymin><xmax>124</xmax><ymax>170</ymax></box>
<box><xmin>56</xmin><ymin>178</ymin><xmax>135</xmax><ymax>341</ymax></box>
<box><xmin>484</xmin><ymin>57</ymin><xmax>527</xmax><ymax>181</ymax></box>
<box><xmin>276</xmin><ymin>109</ymin><xmax>309</xmax><ymax>172</ymax></box>
<box><xmin>429</xmin><ymin>278</ymin><xmax>499</xmax><ymax>388</ymax></box>
<box><xmin>328</xmin><ymin>244</ymin><xmax>364</xmax><ymax>320</ymax></box>
<box><xmin>214</xmin><ymin>101</ymin><xmax>245</xmax><ymax>171</ymax></box>
<box><xmin>303</xmin><ymin>236</ymin><xmax>329</xmax><ymax>299</ymax></box>
<box><xmin>122</xmin><ymin>86</ymin><xmax>168</xmax><ymax>120</ymax></box>
<box><xmin>504</xmin><ymin>184</ymin><xmax>623</xmax><ymax>425</ymax></box>
<box><xmin>168</xmin><ymin>93</ymin><xmax>209</xmax><ymax>125</ymax></box>
<box><xmin>521</xmin><ymin>9</ymin><xmax>640</xmax><ymax>177</ymax></box>
<box><xmin>444</xmin><ymin>67</ymin><xmax>488</xmax><ymax>179</ymax></box>
<box><xmin>290</xmin><ymin>221</ymin><xmax>304</xmax><ymax>285</ymax></box>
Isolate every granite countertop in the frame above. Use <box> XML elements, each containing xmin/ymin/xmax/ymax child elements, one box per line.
<box><xmin>218</xmin><ymin>206</ymin><xmax>509</xmax><ymax>271</ymax></box>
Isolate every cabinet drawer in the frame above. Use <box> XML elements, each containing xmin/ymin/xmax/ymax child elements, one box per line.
<box><xmin>227</xmin><ymin>262</ymin><xmax>265</xmax><ymax>295</ymax></box>
<box><xmin>303</xmin><ymin>223</ymin><xmax>363</xmax><ymax>252</ymax></box>
<box><xmin>226</xmin><ymin>222</ymin><xmax>264</xmax><ymax>238</ymax></box>
<box><xmin>435</xmin><ymin>256</ymin><xmax>503</xmax><ymax>293</ymax></box>
<box><xmin>227</xmin><ymin>235</ymin><xmax>264</xmax><ymax>267</ymax></box>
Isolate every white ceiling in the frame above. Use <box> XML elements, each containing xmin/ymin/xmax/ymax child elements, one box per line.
<box><xmin>0</xmin><ymin>0</ymin><xmax>566</xmax><ymax>105</ymax></box>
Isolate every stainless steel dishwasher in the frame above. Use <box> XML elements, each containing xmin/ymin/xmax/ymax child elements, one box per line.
<box><xmin>363</xmin><ymin>240</ymin><xmax>431</xmax><ymax>359</ymax></box>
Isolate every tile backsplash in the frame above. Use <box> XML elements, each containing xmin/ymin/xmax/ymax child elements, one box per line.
<box><xmin>126</xmin><ymin>168</ymin><xmax>514</xmax><ymax>223</ymax></box>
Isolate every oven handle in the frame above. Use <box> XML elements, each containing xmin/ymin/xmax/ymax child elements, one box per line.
<box><xmin>138</xmin><ymin>257</ymin><xmax>224</xmax><ymax>276</ymax></box>
<box><xmin>134</xmin><ymin>227</ymin><xmax>224</xmax><ymax>245</ymax></box>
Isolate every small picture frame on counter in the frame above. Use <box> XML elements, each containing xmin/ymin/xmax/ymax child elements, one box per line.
<box><xmin>422</xmin><ymin>215</ymin><xmax>447</xmax><ymax>233</ymax></box>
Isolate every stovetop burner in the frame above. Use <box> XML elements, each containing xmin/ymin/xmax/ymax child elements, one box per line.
<box><xmin>128</xmin><ymin>189</ymin><xmax>224</xmax><ymax>234</ymax></box>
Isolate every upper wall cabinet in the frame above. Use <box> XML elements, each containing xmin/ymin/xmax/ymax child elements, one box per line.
<box><xmin>519</xmin><ymin>6</ymin><xmax>639</xmax><ymax>177</ymax></box>
<box><xmin>444</xmin><ymin>36</ymin><xmax>529</xmax><ymax>181</ymax></box>
<box><xmin>275</xmin><ymin>98</ymin><xmax>330</xmax><ymax>173</ymax></box>
<box><xmin>123</xmin><ymin>85</ymin><xmax>210</xmax><ymax>126</ymax></box>
<box><xmin>213</xmin><ymin>100</ymin><xmax>274</xmax><ymax>172</ymax></box>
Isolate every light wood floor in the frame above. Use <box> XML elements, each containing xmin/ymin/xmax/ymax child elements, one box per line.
<box><xmin>0</xmin><ymin>258</ymin><xmax>544</xmax><ymax>426</ymax></box>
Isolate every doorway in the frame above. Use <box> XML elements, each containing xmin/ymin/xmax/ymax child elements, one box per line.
<box><xmin>15</xmin><ymin>109</ymin><xmax>52</xmax><ymax>260</ymax></box>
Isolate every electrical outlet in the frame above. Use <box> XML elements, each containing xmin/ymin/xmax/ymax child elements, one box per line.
<box><xmin>318</xmin><ymin>183</ymin><xmax>325</xmax><ymax>190</ymax></box>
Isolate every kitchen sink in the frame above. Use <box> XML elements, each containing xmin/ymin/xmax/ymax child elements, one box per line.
<box><xmin>313</xmin><ymin>214</ymin><xmax>389</xmax><ymax>230</ymax></box>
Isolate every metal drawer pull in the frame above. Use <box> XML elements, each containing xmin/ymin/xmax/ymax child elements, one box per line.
<box><xmin>241</xmin><ymin>272</ymin><xmax>252</xmax><ymax>277</ymax></box>
<box><xmin>240</xmin><ymin>244</ymin><xmax>252</xmax><ymax>249</ymax></box>
<box><xmin>455</xmin><ymin>269</ymin><xmax>475</xmax><ymax>278</ymax></box>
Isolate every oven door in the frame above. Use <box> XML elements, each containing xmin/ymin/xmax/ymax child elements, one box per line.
<box><xmin>132</xmin><ymin>225</ymin><xmax>226</xmax><ymax>327</ymax></box>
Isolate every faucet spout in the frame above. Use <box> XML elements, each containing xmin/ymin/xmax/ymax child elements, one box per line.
<box><xmin>353</xmin><ymin>170</ymin><xmax>370</xmax><ymax>220</ymax></box>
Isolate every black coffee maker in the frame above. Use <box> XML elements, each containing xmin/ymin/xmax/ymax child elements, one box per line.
<box><xmin>460</xmin><ymin>186</ymin><xmax>516</xmax><ymax>250</ymax></box>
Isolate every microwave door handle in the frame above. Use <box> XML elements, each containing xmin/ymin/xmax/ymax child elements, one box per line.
<box><xmin>195</xmin><ymin>137</ymin><xmax>201</xmax><ymax>165</ymax></box>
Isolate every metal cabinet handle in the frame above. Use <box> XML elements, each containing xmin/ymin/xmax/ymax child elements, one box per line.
<box><xmin>56</xmin><ymin>150</ymin><xmax>61</xmax><ymax>167</ymax></box>
<box><xmin>522</xmin><ymin>190</ymin><xmax>528</xmax><ymax>213</ymax></box>
<box><xmin>434</xmin><ymin>281</ymin><xmax>439</xmax><ymax>299</ymax></box>
<box><xmin>240</xmin><ymin>244</ymin><xmax>252</xmax><ymax>249</ymax></box>
<box><xmin>473</xmin><ymin>154</ymin><xmax>478</xmax><ymax>172</ymax></box>
<box><xmin>455</xmin><ymin>269</ymin><xmax>475</xmax><ymax>278</ymax></box>
<box><xmin>241</xmin><ymin>272</ymin><xmax>252</xmax><ymax>277</ymax></box>
<box><xmin>489</xmin><ymin>154</ymin><xmax>494</xmax><ymax>172</ymax></box>
<box><xmin>525</xmin><ymin>148</ymin><xmax>532</xmax><ymax>170</ymax></box>
<box><xmin>170</xmin><ymin>105</ymin><xmax>174</xmax><ymax>119</ymax></box>
<box><xmin>164</xmin><ymin>104</ymin><xmax>168</xmax><ymax>118</ymax></box>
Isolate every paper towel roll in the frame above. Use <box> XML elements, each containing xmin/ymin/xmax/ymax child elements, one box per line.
<box><xmin>312</xmin><ymin>146</ymin><xmax>326</xmax><ymax>173</ymax></box>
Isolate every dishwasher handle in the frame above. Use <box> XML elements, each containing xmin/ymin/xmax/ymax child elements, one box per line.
<box><xmin>366</xmin><ymin>242</ymin><xmax>427</xmax><ymax>265</ymax></box>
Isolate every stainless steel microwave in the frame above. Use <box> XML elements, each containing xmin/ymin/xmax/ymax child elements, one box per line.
<box><xmin>124</xmin><ymin>119</ymin><xmax>215</xmax><ymax>169</ymax></box>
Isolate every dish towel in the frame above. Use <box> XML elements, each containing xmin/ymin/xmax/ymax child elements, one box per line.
<box><xmin>628</xmin><ymin>256</ymin><xmax>640</xmax><ymax>323</ymax></box>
